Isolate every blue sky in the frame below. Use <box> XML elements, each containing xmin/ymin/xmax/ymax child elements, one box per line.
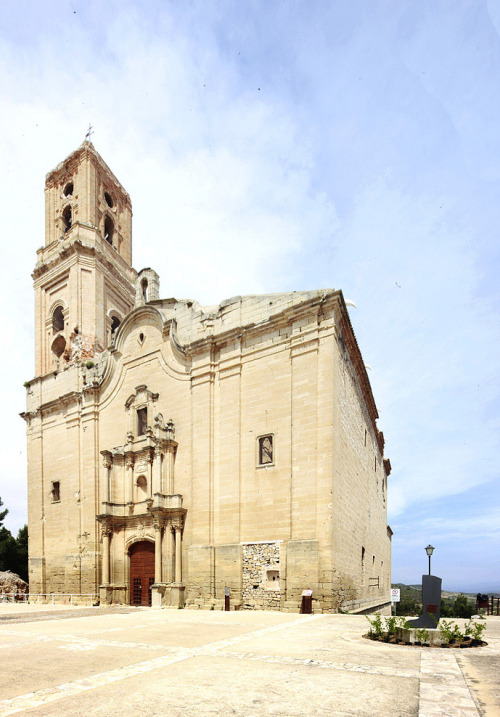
<box><xmin>0</xmin><ymin>0</ymin><xmax>498</xmax><ymax>591</ymax></box>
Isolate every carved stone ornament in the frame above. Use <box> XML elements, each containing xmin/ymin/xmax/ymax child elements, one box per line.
<box><xmin>101</xmin><ymin>524</ymin><xmax>112</xmax><ymax>539</ymax></box>
<box><xmin>154</xmin><ymin>413</ymin><xmax>165</xmax><ymax>429</ymax></box>
<box><xmin>166</xmin><ymin>418</ymin><xmax>175</xmax><ymax>441</ymax></box>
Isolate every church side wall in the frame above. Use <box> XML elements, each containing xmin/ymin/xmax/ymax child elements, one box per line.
<box><xmin>201</xmin><ymin>309</ymin><xmax>338</xmax><ymax>612</ymax></box>
<box><xmin>315</xmin><ymin>322</ymin><xmax>337</xmax><ymax>610</ymax></box>
<box><xmin>332</xmin><ymin>331</ymin><xmax>391</xmax><ymax>613</ymax></box>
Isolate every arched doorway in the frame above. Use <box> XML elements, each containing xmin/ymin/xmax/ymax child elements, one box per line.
<box><xmin>129</xmin><ymin>541</ymin><xmax>155</xmax><ymax>606</ymax></box>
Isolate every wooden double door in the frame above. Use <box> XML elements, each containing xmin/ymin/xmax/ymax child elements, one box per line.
<box><xmin>130</xmin><ymin>541</ymin><xmax>155</xmax><ymax>606</ymax></box>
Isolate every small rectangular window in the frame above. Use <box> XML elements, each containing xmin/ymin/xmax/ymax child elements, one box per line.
<box><xmin>137</xmin><ymin>407</ymin><xmax>147</xmax><ymax>436</ymax></box>
<box><xmin>51</xmin><ymin>481</ymin><xmax>60</xmax><ymax>503</ymax></box>
<box><xmin>258</xmin><ymin>435</ymin><xmax>274</xmax><ymax>466</ymax></box>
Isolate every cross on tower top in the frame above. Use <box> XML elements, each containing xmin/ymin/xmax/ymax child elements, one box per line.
<box><xmin>85</xmin><ymin>123</ymin><xmax>94</xmax><ymax>142</ymax></box>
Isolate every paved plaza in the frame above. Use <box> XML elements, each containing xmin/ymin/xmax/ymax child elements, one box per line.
<box><xmin>0</xmin><ymin>604</ymin><xmax>498</xmax><ymax>716</ymax></box>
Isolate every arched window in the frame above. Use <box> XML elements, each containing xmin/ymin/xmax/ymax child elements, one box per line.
<box><xmin>52</xmin><ymin>306</ymin><xmax>64</xmax><ymax>333</ymax></box>
<box><xmin>104</xmin><ymin>216</ymin><xmax>114</xmax><ymax>245</ymax></box>
<box><xmin>62</xmin><ymin>205</ymin><xmax>72</xmax><ymax>232</ymax></box>
<box><xmin>63</xmin><ymin>182</ymin><xmax>73</xmax><ymax>197</ymax></box>
<box><xmin>111</xmin><ymin>315</ymin><xmax>121</xmax><ymax>334</ymax></box>
<box><xmin>104</xmin><ymin>191</ymin><xmax>114</xmax><ymax>208</ymax></box>
<box><xmin>141</xmin><ymin>278</ymin><xmax>148</xmax><ymax>302</ymax></box>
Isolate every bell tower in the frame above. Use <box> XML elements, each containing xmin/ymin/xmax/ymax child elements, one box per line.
<box><xmin>33</xmin><ymin>140</ymin><xmax>136</xmax><ymax>375</ymax></box>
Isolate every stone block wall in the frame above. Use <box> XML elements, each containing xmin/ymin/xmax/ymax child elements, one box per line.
<box><xmin>214</xmin><ymin>544</ymin><xmax>242</xmax><ymax>604</ymax></box>
<box><xmin>333</xmin><ymin>324</ymin><xmax>392</xmax><ymax>613</ymax></box>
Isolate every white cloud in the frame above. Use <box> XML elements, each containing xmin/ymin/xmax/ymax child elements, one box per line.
<box><xmin>330</xmin><ymin>180</ymin><xmax>499</xmax><ymax>519</ymax></box>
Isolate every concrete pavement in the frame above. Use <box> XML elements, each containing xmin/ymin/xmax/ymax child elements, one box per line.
<box><xmin>0</xmin><ymin>604</ymin><xmax>498</xmax><ymax>716</ymax></box>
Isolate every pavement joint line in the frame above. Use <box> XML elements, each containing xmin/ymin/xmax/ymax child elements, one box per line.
<box><xmin>206</xmin><ymin>649</ymin><xmax>420</xmax><ymax>678</ymax></box>
<box><xmin>417</xmin><ymin>651</ymin><xmax>480</xmax><ymax>717</ymax></box>
<box><xmin>0</xmin><ymin>639</ymin><xmax>48</xmax><ymax>650</ymax></box>
<box><xmin>455</xmin><ymin>654</ymin><xmax>484</xmax><ymax>715</ymax></box>
<box><xmin>0</xmin><ymin>614</ymin><xmax>319</xmax><ymax>715</ymax></box>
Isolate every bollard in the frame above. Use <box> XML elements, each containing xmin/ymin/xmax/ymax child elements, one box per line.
<box><xmin>224</xmin><ymin>586</ymin><xmax>230</xmax><ymax>611</ymax></box>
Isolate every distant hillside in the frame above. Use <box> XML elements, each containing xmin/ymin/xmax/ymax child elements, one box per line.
<box><xmin>392</xmin><ymin>583</ymin><xmax>500</xmax><ymax>600</ymax></box>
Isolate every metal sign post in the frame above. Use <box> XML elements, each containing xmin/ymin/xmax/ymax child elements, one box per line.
<box><xmin>391</xmin><ymin>588</ymin><xmax>400</xmax><ymax>615</ymax></box>
<box><xmin>224</xmin><ymin>586</ymin><xmax>230</xmax><ymax>611</ymax></box>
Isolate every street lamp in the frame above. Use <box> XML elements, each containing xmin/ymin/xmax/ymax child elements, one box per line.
<box><xmin>425</xmin><ymin>545</ymin><xmax>434</xmax><ymax>576</ymax></box>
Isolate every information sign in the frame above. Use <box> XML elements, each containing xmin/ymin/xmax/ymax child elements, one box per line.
<box><xmin>391</xmin><ymin>588</ymin><xmax>400</xmax><ymax>602</ymax></box>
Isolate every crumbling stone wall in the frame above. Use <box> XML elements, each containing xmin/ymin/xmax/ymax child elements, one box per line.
<box><xmin>67</xmin><ymin>332</ymin><xmax>106</xmax><ymax>364</ymax></box>
<box><xmin>0</xmin><ymin>571</ymin><xmax>28</xmax><ymax>597</ymax></box>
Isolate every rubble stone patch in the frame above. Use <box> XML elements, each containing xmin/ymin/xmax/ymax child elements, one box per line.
<box><xmin>242</xmin><ymin>543</ymin><xmax>281</xmax><ymax>610</ymax></box>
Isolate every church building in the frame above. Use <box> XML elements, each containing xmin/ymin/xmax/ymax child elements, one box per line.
<box><xmin>23</xmin><ymin>141</ymin><xmax>392</xmax><ymax>613</ymax></box>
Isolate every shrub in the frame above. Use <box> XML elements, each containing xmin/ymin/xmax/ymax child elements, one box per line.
<box><xmin>366</xmin><ymin>613</ymin><xmax>383</xmax><ymax>637</ymax></box>
<box><xmin>385</xmin><ymin>615</ymin><xmax>398</xmax><ymax>635</ymax></box>
<box><xmin>415</xmin><ymin>628</ymin><xmax>430</xmax><ymax>644</ymax></box>
<box><xmin>439</xmin><ymin>619</ymin><xmax>463</xmax><ymax>644</ymax></box>
<box><xmin>465</xmin><ymin>617</ymin><xmax>487</xmax><ymax>642</ymax></box>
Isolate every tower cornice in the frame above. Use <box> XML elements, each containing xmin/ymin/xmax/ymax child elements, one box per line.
<box><xmin>45</xmin><ymin>140</ymin><xmax>131</xmax><ymax>209</ymax></box>
<box><xmin>33</xmin><ymin>235</ymin><xmax>137</xmax><ymax>287</ymax></box>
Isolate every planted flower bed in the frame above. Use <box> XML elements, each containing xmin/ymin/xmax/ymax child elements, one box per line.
<box><xmin>364</xmin><ymin>614</ymin><xmax>487</xmax><ymax>648</ymax></box>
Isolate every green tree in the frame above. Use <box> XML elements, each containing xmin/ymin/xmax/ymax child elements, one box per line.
<box><xmin>15</xmin><ymin>525</ymin><xmax>28</xmax><ymax>582</ymax></box>
<box><xmin>453</xmin><ymin>594</ymin><xmax>474</xmax><ymax>619</ymax></box>
<box><xmin>441</xmin><ymin>595</ymin><xmax>474</xmax><ymax>619</ymax></box>
<box><xmin>0</xmin><ymin>498</ymin><xmax>28</xmax><ymax>582</ymax></box>
<box><xmin>0</xmin><ymin>496</ymin><xmax>7</xmax><ymax>529</ymax></box>
<box><xmin>0</xmin><ymin>495</ymin><xmax>18</xmax><ymax>574</ymax></box>
<box><xmin>398</xmin><ymin>598</ymin><xmax>421</xmax><ymax>616</ymax></box>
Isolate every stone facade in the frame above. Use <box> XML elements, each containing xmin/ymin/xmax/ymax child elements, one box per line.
<box><xmin>23</xmin><ymin>142</ymin><xmax>392</xmax><ymax>613</ymax></box>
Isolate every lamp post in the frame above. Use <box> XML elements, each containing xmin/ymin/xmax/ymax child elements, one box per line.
<box><xmin>425</xmin><ymin>545</ymin><xmax>434</xmax><ymax>576</ymax></box>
